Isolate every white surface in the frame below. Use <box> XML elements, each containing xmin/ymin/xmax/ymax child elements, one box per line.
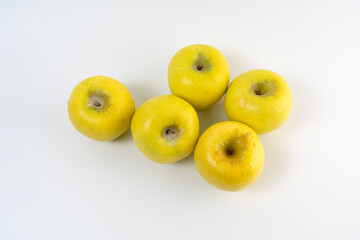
<box><xmin>1</xmin><ymin>0</ymin><xmax>360</xmax><ymax>239</ymax></box>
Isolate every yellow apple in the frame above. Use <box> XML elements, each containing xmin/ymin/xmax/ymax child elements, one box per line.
<box><xmin>168</xmin><ymin>44</ymin><xmax>230</xmax><ymax>110</ymax></box>
<box><xmin>68</xmin><ymin>76</ymin><xmax>135</xmax><ymax>141</ymax></box>
<box><xmin>224</xmin><ymin>69</ymin><xmax>292</xmax><ymax>134</ymax></box>
<box><xmin>131</xmin><ymin>95</ymin><xmax>199</xmax><ymax>164</ymax></box>
<box><xmin>194</xmin><ymin>121</ymin><xmax>264</xmax><ymax>191</ymax></box>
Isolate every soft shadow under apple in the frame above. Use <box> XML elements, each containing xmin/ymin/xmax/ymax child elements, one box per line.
<box><xmin>175</xmin><ymin>97</ymin><xmax>228</xmax><ymax>167</ymax></box>
<box><xmin>111</xmin><ymin>128</ymin><xmax>132</xmax><ymax>143</ymax></box>
<box><xmin>197</xmin><ymin>96</ymin><xmax>228</xmax><ymax>135</ymax></box>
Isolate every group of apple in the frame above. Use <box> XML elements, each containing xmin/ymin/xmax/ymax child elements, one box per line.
<box><xmin>68</xmin><ymin>44</ymin><xmax>292</xmax><ymax>192</ymax></box>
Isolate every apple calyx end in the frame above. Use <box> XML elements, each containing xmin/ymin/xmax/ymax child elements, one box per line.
<box><xmin>87</xmin><ymin>91</ymin><xmax>109</xmax><ymax>111</ymax></box>
<box><xmin>163</xmin><ymin>126</ymin><xmax>180</xmax><ymax>141</ymax></box>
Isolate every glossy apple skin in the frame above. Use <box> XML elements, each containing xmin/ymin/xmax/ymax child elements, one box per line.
<box><xmin>131</xmin><ymin>95</ymin><xmax>199</xmax><ymax>164</ymax></box>
<box><xmin>224</xmin><ymin>69</ymin><xmax>292</xmax><ymax>134</ymax></box>
<box><xmin>168</xmin><ymin>44</ymin><xmax>230</xmax><ymax>110</ymax></box>
<box><xmin>194</xmin><ymin>121</ymin><xmax>264</xmax><ymax>191</ymax></box>
<box><xmin>68</xmin><ymin>76</ymin><xmax>135</xmax><ymax>141</ymax></box>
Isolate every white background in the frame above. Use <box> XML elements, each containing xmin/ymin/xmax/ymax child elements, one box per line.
<box><xmin>1</xmin><ymin>0</ymin><xmax>360</xmax><ymax>239</ymax></box>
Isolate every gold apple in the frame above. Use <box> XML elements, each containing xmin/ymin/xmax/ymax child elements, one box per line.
<box><xmin>168</xmin><ymin>44</ymin><xmax>230</xmax><ymax>110</ymax></box>
<box><xmin>224</xmin><ymin>69</ymin><xmax>292</xmax><ymax>134</ymax></box>
<box><xmin>131</xmin><ymin>95</ymin><xmax>199</xmax><ymax>164</ymax></box>
<box><xmin>68</xmin><ymin>76</ymin><xmax>135</xmax><ymax>141</ymax></box>
<box><xmin>194</xmin><ymin>121</ymin><xmax>264</xmax><ymax>191</ymax></box>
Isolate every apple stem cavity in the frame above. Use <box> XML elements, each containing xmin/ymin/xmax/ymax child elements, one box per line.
<box><xmin>193</xmin><ymin>54</ymin><xmax>211</xmax><ymax>72</ymax></box>
<box><xmin>250</xmin><ymin>81</ymin><xmax>277</xmax><ymax>97</ymax></box>
<box><xmin>255</xmin><ymin>89</ymin><xmax>263</xmax><ymax>96</ymax></box>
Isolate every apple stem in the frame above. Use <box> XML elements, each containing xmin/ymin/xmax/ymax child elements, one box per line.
<box><xmin>197</xmin><ymin>64</ymin><xmax>203</xmax><ymax>71</ymax></box>
<box><xmin>227</xmin><ymin>148</ymin><xmax>234</xmax><ymax>156</ymax></box>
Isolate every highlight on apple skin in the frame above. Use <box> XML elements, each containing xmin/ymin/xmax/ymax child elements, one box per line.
<box><xmin>68</xmin><ymin>76</ymin><xmax>135</xmax><ymax>141</ymax></box>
